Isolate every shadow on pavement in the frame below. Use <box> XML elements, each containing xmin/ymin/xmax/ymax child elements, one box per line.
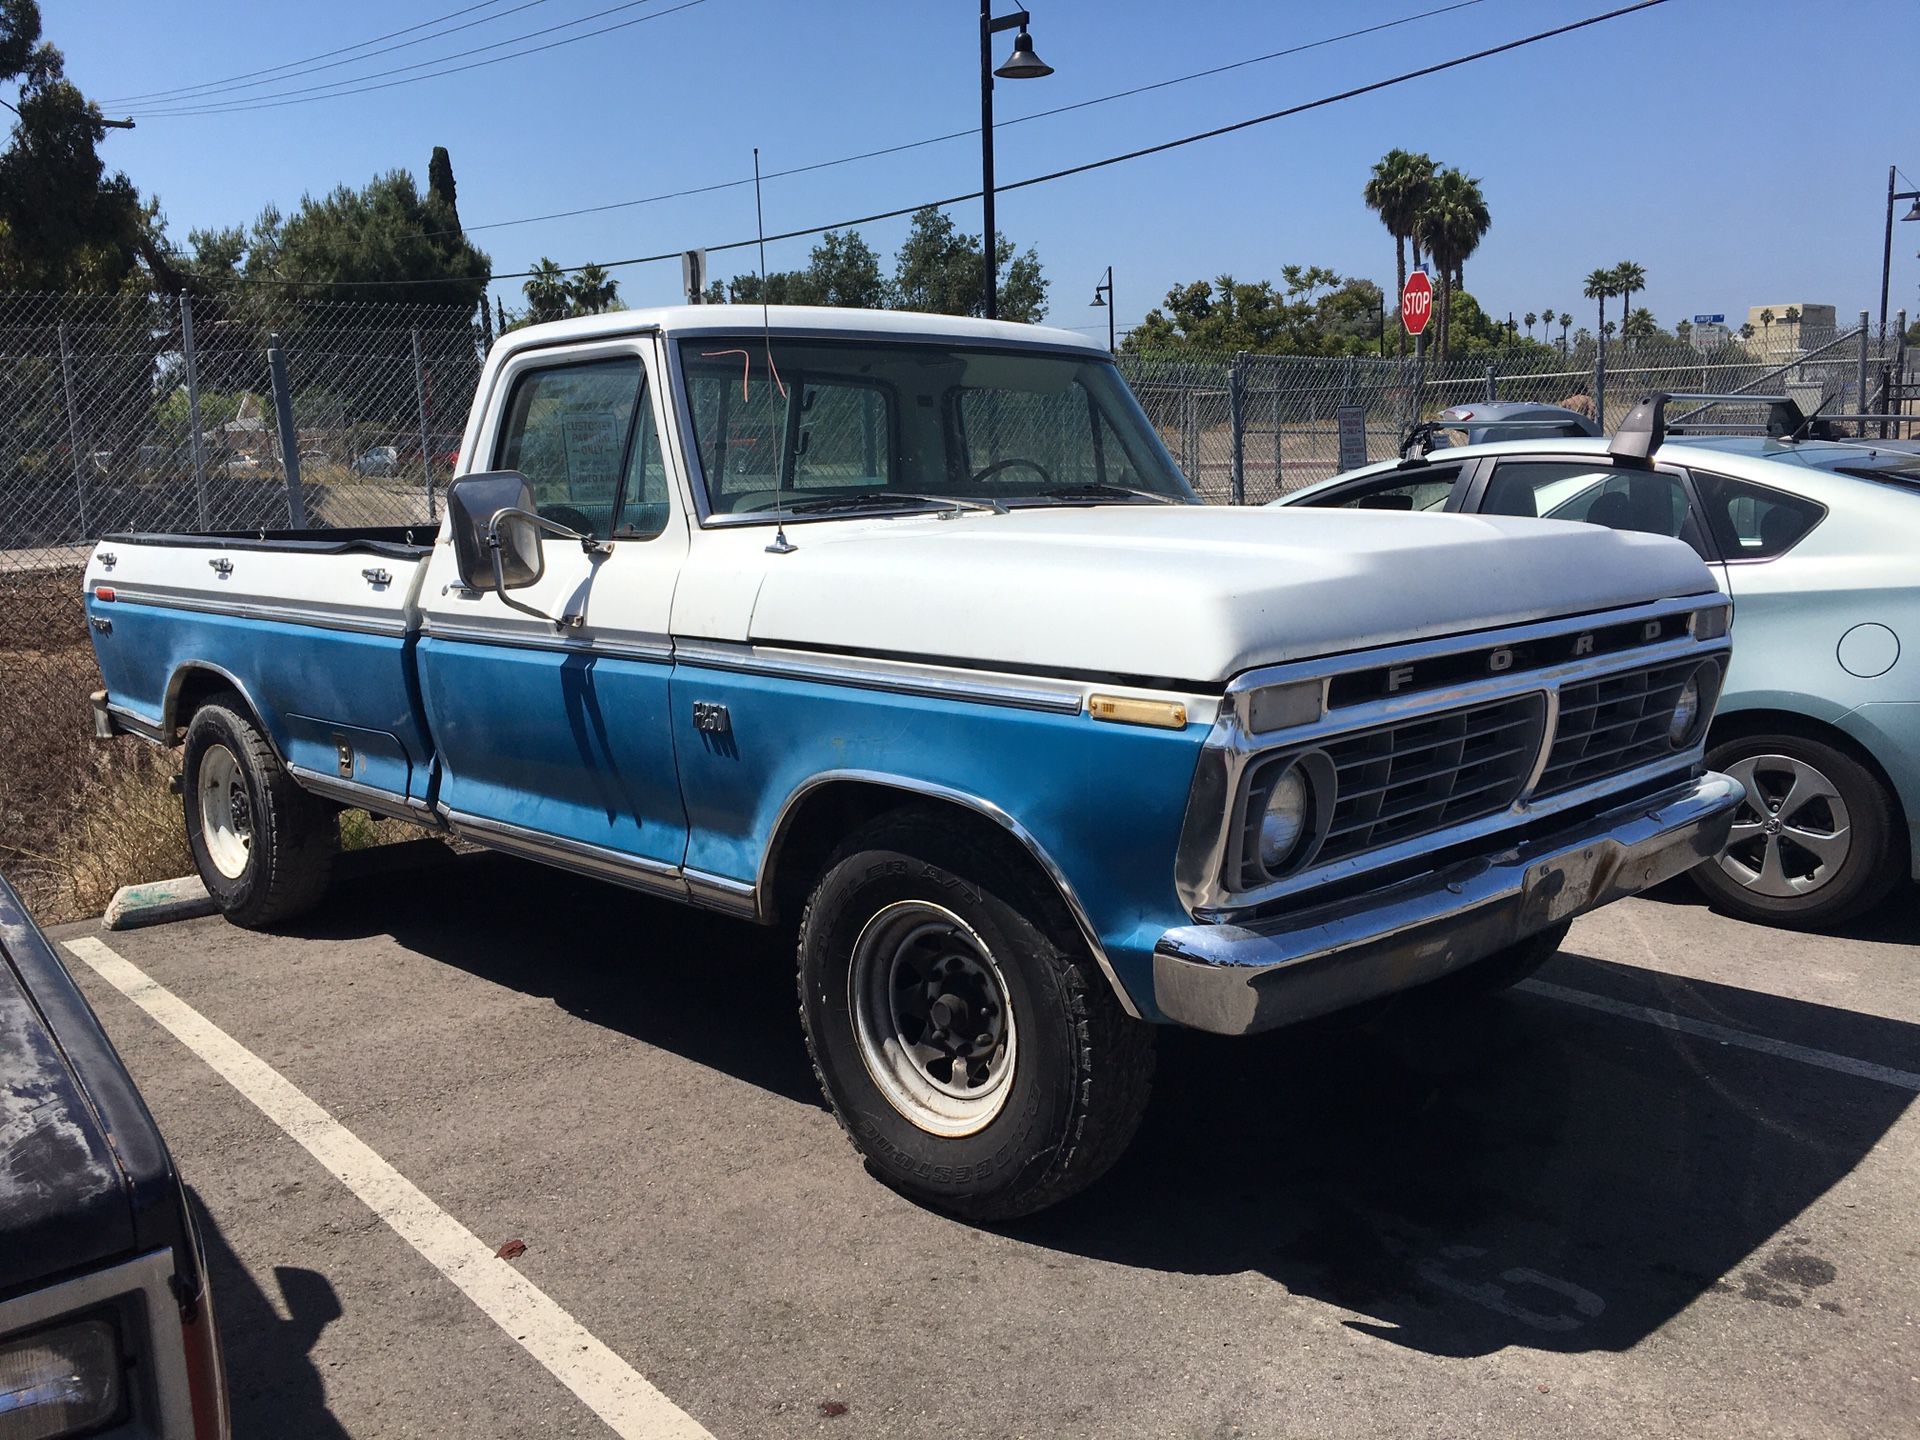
<box><xmin>296</xmin><ymin>843</ymin><xmax>822</xmax><ymax>1107</ymax></box>
<box><xmin>191</xmin><ymin>1187</ymin><xmax>349</xmax><ymax>1439</ymax></box>
<box><xmin>296</xmin><ymin>846</ymin><xmax>1916</xmax><ymax>1362</ymax></box>
<box><xmin>1004</xmin><ymin>952</ymin><xmax>1917</xmax><ymax>1358</ymax></box>
<box><xmin>1634</xmin><ymin>871</ymin><xmax>1920</xmax><ymax>945</ymax></box>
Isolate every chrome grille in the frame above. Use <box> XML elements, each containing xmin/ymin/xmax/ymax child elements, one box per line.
<box><xmin>1536</xmin><ymin>659</ymin><xmax>1704</xmax><ymax>797</ymax></box>
<box><xmin>1241</xmin><ymin>696</ymin><xmax>1547</xmax><ymax>882</ymax></box>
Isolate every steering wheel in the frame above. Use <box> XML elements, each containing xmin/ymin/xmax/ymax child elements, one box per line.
<box><xmin>970</xmin><ymin>457</ymin><xmax>1052</xmax><ymax>486</ymax></box>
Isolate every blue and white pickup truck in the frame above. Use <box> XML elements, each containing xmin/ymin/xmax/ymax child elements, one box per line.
<box><xmin>85</xmin><ymin>306</ymin><xmax>1742</xmax><ymax>1217</ymax></box>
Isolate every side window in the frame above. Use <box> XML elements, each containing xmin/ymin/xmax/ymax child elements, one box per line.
<box><xmin>1482</xmin><ymin>459</ymin><xmax>1708</xmax><ymax>558</ymax></box>
<box><xmin>1306</xmin><ymin>467</ymin><xmax>1459</xmax><ymax>512</ymax></box>
<box><xmin>613</xmin><ymin>385</ymin><xmax>671</xmax><ymax>539</ymax></box>
<box><xmin>494</xmin><ymin>358</ymin><xmax>643</xmax><ymax>538</ymax></box>
<box><xmin>1690</xmin><ymin>471</ymin><xmax>1825</xmax><ymax>560</ymax></box>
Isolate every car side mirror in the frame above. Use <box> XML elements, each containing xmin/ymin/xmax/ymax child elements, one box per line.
<box><xmin>448</xmin><ymin>471</ymin><xmax>543</xmax><ymax>592</ymax></box>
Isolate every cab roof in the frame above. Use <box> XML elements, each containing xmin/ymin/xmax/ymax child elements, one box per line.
<box><xmin>495</xmin><ymin>304</ymin><xmax>1109</xmax><ymax>357</ymax></box>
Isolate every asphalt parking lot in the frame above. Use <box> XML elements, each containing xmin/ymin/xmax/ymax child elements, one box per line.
<box><xmin>50</xmin><ymin>845</ymin><xmax>1920</xmax><ymax>1440</ymax></box>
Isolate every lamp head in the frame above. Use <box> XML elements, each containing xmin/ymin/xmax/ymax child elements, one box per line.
<box><xmin>995</xmin><ymin>28</ymin><xmax>1053</xmax><ymax>79</ymax></box>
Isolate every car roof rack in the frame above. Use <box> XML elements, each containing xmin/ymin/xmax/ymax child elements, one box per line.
<box><xmin>1610</xmin><ymin>392</ymin><xmax>1811</xmax><ymax>460</ymax></box>
<box><xmin>1397</xmin><ymin>415</ymin><xmax>1600</xmax><ymax>460</ymax></box>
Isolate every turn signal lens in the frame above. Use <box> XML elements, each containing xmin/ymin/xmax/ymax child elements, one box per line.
<box><xmin>1689</xmin><ymin>603</ymin><xmax>1731</xmax><ymax>640</ymax></box>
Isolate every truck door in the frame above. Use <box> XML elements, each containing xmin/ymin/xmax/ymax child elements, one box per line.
<box><xmin>415</xmin><ymin>336</ymin><xmax>690</xmax><ymax>879</ymax></box>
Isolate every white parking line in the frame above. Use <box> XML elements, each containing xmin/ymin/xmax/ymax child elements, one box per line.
<box><xmin>62</xmin><ymin>936</ymin><xmax>715</xmax><ymax>1440</ymax></box>
<box><xmin>1518</xmin><ymin>978</ymin><xmax>1920</xmax><ymax>1092</ymax></box>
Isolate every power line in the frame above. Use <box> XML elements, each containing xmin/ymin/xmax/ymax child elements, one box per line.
<box><xmin>104</xmin><ymin>0</ymin><xmax>522</xmax><ymax>104</ymax></box>
<box><xmin>104</xmin><ymin>0</ymin><xmax>554</xmax><ymax>108</ymax></box>
<box><xmin>214</xmin><ymin>0</ymin><xmax>1672</xmax><ymax>291</ymax></box>
<box><xmin>126</xmin><ymin>0</ymin><xmax>687</xmax><ymax>117</ymax></box>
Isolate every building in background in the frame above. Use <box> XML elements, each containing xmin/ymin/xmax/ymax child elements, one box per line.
<box><xmin>1746</xmin><ymin>301</ymin><xmax>1836</xmax><ymax>357</ymax></box>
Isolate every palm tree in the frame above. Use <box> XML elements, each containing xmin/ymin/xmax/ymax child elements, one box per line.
<box><xmin>523</xmin><ymin>257</ymin><xmax>570</xmax><ymax>323</ymax></box>
<box><xmin>1559</xmin><ymin>311</ymin><xmax>1572</xmax><ymax>353</ymax></box>
<box><xmin>1583</xmin><ymin>268</ymin><xmax>1616</xmax><ymax>353</ymax></box>
<box><xmin>1623</xmin><ymin>308</ymin><xmax>1655</xmax><ymax>345</ymax></box>
<box><xmin>1783</xmin><ymin>305</ymin><xmax>1801</xmax><ymax>351</ymax></box>
<box><xmin>1740</xmin><ymin>322</ymin><xmax>1756</xmax><ymax>342</ymax></box>
<box><xmin>1362</xmin><ymin>149</ymin><xmax>1436</xmax><ymax>357</ymax></box>
<box><xmin>1524</xmin><ymin>310</ymin><xmax>1538</xmax><ymax>340</ymax></box>
<box><xmin>1759</xmin><ymin>307</ymin><xmax>1775</xmax><ymax>354</ymax></box>
<box><xmin>1612</xmin><ymin>260</ymin><xmax>1646</xmax><ymax>349</ymax></box>
<box><xmin>567</xmin><ymin>263</ymin><xmax>620</xmax><ymax>315</ymax></box>
<box><xmin>1415</xmin><ymin>168</ymin><xmax>1491</xmax><ymax>359</ymax></box>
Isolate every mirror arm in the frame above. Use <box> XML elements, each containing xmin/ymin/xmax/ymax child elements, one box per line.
<box><xmin>484</xmin><ymin>507</ymin><xmax>613</xmax><ymax>631</ymax></box>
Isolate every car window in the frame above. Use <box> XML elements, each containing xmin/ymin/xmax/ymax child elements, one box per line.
<box><xmin>1481</xmin><ymin>459</ymin><xmax>1708</xmax><ymax>557</ymax></box>
<box><xmin>612</xmin><ymin>381</ymin><xmax>671</xmax><ymax>540</ymax></box>
<box><xmin>495</xmin><ymin>357</ymin><xmax>645</xmax><ymax>538</ymax></box>
<box><xmin>1304</xmin><ymin>466</ymin><xmax>1460</xmax><ymax>512</ymax></box>
<box><xmin>1689</xmin><ymin>471</ymin><xmax>1826</xmax><ymax>560</ymax></box>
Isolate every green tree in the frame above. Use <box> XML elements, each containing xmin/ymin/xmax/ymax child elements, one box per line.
<box><xmin>1759</xmin><ymin>307</ymin><xmax>1774</xmax><ymax>350</ymax></box>
<box><xmin>1415</xmin><ymin>169</ymin><xmax>1490</xmax><ymax>359</ymax></box>
<box><xmin>1362</xmin><ymin>148</ymin><xmax>1435</xmax><ymax>358</ymax></box>
<box><xmin>1524</xmin><ymin>310</ymin><xmax>1538</xmax><ymax>340</ymax></box>
<box><xmin>522</xmin><ymin>257</ymin><xmax>569</xmax><ymax>323</ymax></box>
<box><xmin>427</xmin><ymin>145</ymin><xmax>458</xmax><ymax>223</ymax></box>
<box><xmin>1583</xmin><ymin>268</ymin><xmax>1616</xmax><ymax>357</ymax></box>
<box><xmin>1622</xmin><ymin>306</ymin><xmax>1656</xmax><ymax>344</ymax></box>
<box><xmin>0</xmin><ymin>0</ymin><xmax>160</xmax><ymax>291</ymax></box>
<box><xmin>891</xmin><ymin>206</ymin><xmax>1047</xmax><ymax>322</ymax></box>
<box><xmin>566</xmin><ymin>262</ymin><xmax>619</xmax><ymax>315</ymax></box>
<box><xmin>1124</xmin><ymin>267</ymin><xmax>1381</xmax><ymax>356</ymax></box>
<box><xmin>712</xmin><ymin>229</ymin><xmax>887</xmax><ymax>308</ymax></box>
<box><xmin>1611</xmin><ymin>260</ymin><xmax>1646</xmax><ymax>347</ymax></box>
<box><xmin>1782</xmin><ymin>304</ymin><xmax>1800</xmax><ymax>350</ymax></box>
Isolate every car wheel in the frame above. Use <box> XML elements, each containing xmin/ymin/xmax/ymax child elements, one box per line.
<box><xmin>797</xmin><ymin>808</ymin><xmax>1154</xmax><ymax>1220</ymax></box>
<box><xmin>1689</xmin><ymin>732</ymin><xmax>1903</xmax><ymax>928</ymax></box>
<box><xmin>183</xmin><ymin>698</ymin><xmax>339</xmax><ymax>928</ymax></box>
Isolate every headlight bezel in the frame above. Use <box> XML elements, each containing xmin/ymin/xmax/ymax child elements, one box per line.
<box><xmin>1237</xmin><ymin>749</ymin><xmax>1336</xmax><ymax>887</ymax></box>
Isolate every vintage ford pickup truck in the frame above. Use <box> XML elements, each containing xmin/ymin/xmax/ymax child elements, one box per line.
<box><xmin>85</xmin><ymin>306</ymin><xmax>1742</xmax><ymax>1217</ymax></box>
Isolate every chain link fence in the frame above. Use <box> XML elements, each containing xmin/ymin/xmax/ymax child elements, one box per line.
<box><xmin>1116</xmin><ymin>321</ymin><xmax>1914</xmax><ymax>504</ymax></box>
<box><xmin>1</xmin><ymin>288</ymin><xmax>1914</xmax><ymax>918</ymax></box>
<box><xmin>1</xmin><ymin>289</ymin><xmax>479</xmax><ymax>918</ymax></box>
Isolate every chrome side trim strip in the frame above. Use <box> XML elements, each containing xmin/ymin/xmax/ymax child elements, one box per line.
<box><xmin>112</xmin><ymin>587</ymin><xmax>410</xmax><ymax>638</ymax></box>
<box><xmin>444</xmin><ymin>810</ymin><xmax>692</xmax><ymax>902</ymax></box>
<box><xmin>105</xmin><ymin>701</ymin><xmax>171</xmax><ymax>746</ymax></box>
<box><xmin>674</xmin><ymin>639</ymin><xmax>1086</xmax><ymax>715</ymax></box>
<box><xmin>287</xmin><ymin>766</ymin><xmax>443</xmax><ymax>827</ymax></box>
<box><xmin>755</xmin><ymin>768</ymin><xmax>1141</xmax><ymax>1019</ymax></box>
<box><xmin>683</xmin><ymin>867</ymin><xmax>759</xmax><ymax>918</ymax></box>
<box><xmin>420</xmin><ymin>619</ymin><xmax>674</xmax><ymax>663</ymax></box>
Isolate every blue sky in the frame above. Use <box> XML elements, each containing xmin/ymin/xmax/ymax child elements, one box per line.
<box><xmin>57</xmin><ymin>0</ymin><xmax>1920</xmax><ymax>338</ymax></box>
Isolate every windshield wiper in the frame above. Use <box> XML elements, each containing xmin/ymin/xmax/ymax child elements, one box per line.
<box><xmin>768</xmin><ymin>491</ymin><xmax>1006</xmax><ymax>517</ymax></box>
<box><xmin>1010</xmin><ymin>482</ymin><xmax>1179</xmax><ymax>505</ymax></box>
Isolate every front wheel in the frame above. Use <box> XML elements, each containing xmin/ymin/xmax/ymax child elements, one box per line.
<box><xmin>183</xmin><ymin>698</ymin><xmax>338</xmax><ymax>928</ymax></box>
<box><xmin>797</xmin><ymin>811</ymin><xmax>1154</xmax><ymax>1220</ymax></box>
<box><xmin>1689</xmin><ymin>732</ymin><xmax>1903</xmax><ymax>929</ymax></box>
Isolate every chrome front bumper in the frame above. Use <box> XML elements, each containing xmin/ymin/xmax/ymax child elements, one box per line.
<box><xmin>1151</xmin><ymin>770</ymin><xmax>1743</xmax><ymax>1036</ymax></box>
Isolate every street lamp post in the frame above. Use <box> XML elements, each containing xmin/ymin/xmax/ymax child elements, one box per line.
<box><xmin>979</xmin><ymin>4</ymin><xmax>1052</xmax><ymax>320</ymax></box>
<box><xmin>1090</xmin><ymin>266</ymin><xmax>1114</xmax><ymax>352</ymax></box>
<box><xmin>1875</xmin><ymin>165</ymin><xmax>1919</xmax><ymax>434</ymax></box>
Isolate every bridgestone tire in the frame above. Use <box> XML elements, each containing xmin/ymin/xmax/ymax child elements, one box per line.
<box><xmin>1688</xmin><ymin>731</ymin><xmax>1904</xmax><ymax>930</ymax></box>
<box><xmin>798</xmin><ymin>810</ymin><xmax>1155</xmax><ymax>1220</ymax></box>
<box><xmin>182</xmin><ymin>698</ymin><xmax>338</xmax><ymax>928</ymax></box>
<box><xmin>1430</xmin><ymin>920</ymin><xmax>1572</xmax><ymax>1001</ymax></box>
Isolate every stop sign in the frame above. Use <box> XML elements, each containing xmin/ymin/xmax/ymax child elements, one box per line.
<box><xmin>1401</xmin><ymin>271</ymin><xmax>1434</xmax><ymax>337</ymax></box>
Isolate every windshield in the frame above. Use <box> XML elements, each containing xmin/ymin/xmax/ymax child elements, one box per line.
<box><xmin>676</xmin><ymin>335</ymin><xmax>1196</xmax><ymax>517</ymax></box>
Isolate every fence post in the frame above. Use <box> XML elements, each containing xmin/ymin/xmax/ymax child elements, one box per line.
<box><xmin>1272</xmin><ymin>381</ymin><xmax>1283</xmax><ymax>495</ymax></box>
<box><xmin>266</xmin><ymin>332</ymin><xmax>307</xmax><ymax>529</ymax></box>
<box><xmin>1896</xmin><ymin>310</ymin><xmax>1910</xmax><ymax>437</ymax></box>
<box><xmin>1484</xmin><ymin>362</ymin><xmax>1496</xmax><ymax>403</ymax></box>
<box><xmin>1229</xmin><ymin>352</ymin><xmax>1247</xmax><ymax>505</ymax></box>
<box><xmin>1593</xmin><ymin>332</ymin><xmax>1607</xmax><ymax>433</ymax></box>
<box><xmin>411</xmin><ymin>328</ymin><xmax>436</xmax><ymax>521</ymax></box>
<box><xmin>180</xmin><ymin>295</ymin><xmax>211</xmax><ymax>529</ymax></box>
<box><xmin>1857</xmin><ymin>310</ymin><xmax>1870</xmax><ymax>419</ymax></box>
<box><xmin>56</xmin><ymin>321</ymin><xmax>91</xmax><ymax>541</ymax></box>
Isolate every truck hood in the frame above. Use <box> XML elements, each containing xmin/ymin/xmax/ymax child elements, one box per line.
<box><xmin>744</xmin><ymin>505</ymin><xmax>1717</xmax><ymax>685</ymax></box>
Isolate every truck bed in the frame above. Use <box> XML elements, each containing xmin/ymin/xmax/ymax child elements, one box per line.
<box><xmin>86</xmin><ymin>528</ymin><xmax>438</xmax><ymax>813</ymax></box>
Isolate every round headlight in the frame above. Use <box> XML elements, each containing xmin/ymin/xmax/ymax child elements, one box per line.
<box><xmin>1258</xmin><ymin>765</ymin><xmax>1311</xmax><ymax>871</ymax></box>
<box><xmin>1668</xmin><ymin>673</ymin><xmax>1701</xmax><ymax>746</ymax></box>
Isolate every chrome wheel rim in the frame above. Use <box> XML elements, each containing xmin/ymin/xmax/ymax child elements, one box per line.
<box><xmin>1719</xmin><ymin>753</ymin><xmax>1852</xmax><ymax>898</ymax></box>
<box><xmin>198</xmin><ymin>743</ymin><xmax>253</xmax><ymax>880</ymax></box>
<box><xmin>848</xmin><ymin>901</ymin><xmax>1017</xmax><ymax>1138</ymax></box>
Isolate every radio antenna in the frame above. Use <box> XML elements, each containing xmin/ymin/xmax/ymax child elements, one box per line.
<box><xmin>755</xmin><ymin>147</ymin><xmax>795</xmax><ymax>556</ymax></box>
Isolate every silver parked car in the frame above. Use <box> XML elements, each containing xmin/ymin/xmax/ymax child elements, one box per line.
<box><xmin>1275</xmin><ymin>395</ymin><xmax>1919</xmax><ymax>928</ymax></box>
